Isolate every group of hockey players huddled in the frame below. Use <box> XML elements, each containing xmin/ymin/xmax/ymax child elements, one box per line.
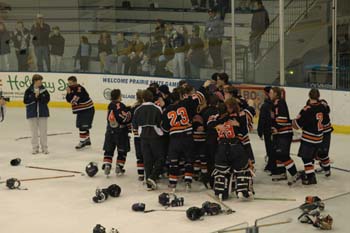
<box><xmin>67</xmin><ymin>72</ymin><xmax>332</xmax><ymax>201</ymax></box>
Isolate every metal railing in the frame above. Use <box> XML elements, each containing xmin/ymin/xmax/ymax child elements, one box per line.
<box><xmin>251</xmin><ymin>0</ymin><xmax>320</xmax><ymax>75</ymax></box>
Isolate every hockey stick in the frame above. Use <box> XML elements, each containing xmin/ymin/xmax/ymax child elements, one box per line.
<box><xmin>143</xmin><ymin>209</ymin><xmax>186</xmax><ymax>213</ymax></box>
<box><xmin>26</xmin><ymin>166</ymin><xmax>85</xmax><ymax>176</ymax></box>
<box><xmin>332</xmin><ymin>166</ymin><xmax>350</xmax><ymax>173</ymax></box>
<box><xmin>0</xmin><ymin>175</ymin><xmax>75</xmax><ymax>184</ymax></box>
<box><xmin>15</xmin><ymin>132</ymin><xmax>73</xmax><ymax>141</ymax></box>
<box><xmin>253</xmin><ymin>197</ymin><xmax>296</xmax><ymax>201</ymax></box>
<box><xmin>217</xmin><ymin>219</ymin><xmax>292</xmax><ymax>233</ymax></box>
<box><xmin>206</xmin><ymin>193</ymin><xmax>236</xmax><ymax>214</ymax></box>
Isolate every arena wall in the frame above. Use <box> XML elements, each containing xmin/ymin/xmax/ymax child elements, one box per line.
<box><xmin>1</xmin><ymin>72</ymin><xmax>349</xmax><ymax>134</ymax></box>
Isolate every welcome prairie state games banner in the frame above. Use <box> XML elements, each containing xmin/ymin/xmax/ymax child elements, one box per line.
<box><xmin>0</xmin><ymin>72</ymin><xmax>180</xmax><ymax>108</ymax></box>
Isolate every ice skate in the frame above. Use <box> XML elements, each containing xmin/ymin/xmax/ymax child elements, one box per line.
<box><xmin>146</xmin><ymin>178</ymin><xmax>157</xmax><ymax>191</ymax></box>
<box><xmin>75</xmin><ymin>139</ymin><xmax>91</xmax><ymax>150</ymax></box>
<box><xmin>42</xmin><ymin>149</ymin><xmax>49</xmax><ymax>155</ymax></box>
<box><xmin>271</xmin><ymin>173</ymin><xmax>287</xmax><ymax>182</ymax></box>
<box><xmin>115</xmin><ymin>165</ymin><xmax>125</xmax><ymax>176</ymax></box>
<box><xmin>302</xmin><ymin>173</ymin><xmax>317</xmax><ymax>185</ymax></box>
<box><xmin>102</xmin><ymin>163</ymin><xmax>112</xmax><ymax>176</ymax></box>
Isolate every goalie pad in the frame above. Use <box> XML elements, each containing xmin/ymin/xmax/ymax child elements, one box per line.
<box><xmin>234</xmin><ymin>168</ymin><xmax>253</xmax><ymax>199</ymax></box>
<box><xmin>212</xmin><ymin>165</ymin><xmax>232</xmax><ymax>200</ymax></box>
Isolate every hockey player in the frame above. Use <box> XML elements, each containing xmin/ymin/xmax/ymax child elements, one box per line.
<box><xmin>317</xmin><ymin>98</ymin><xmax>333</xmax><ymax>177</ymax></box>
<box><xmin>257</xmin><ymin>86</ymin><xmax>274</xmax><ymax>173</ymax></box>
<box><xmin>223</xmin><ymin>85</ymin><xmax>256</xmax><ymax>165</ymax></box>
<box><xmin>161</xmin><ymin>86</ymin><xmax>205</xmax><ymax>192</ymax></box>
<box><xmin>102</xmin><ymin>89</ymin><xmax>131</xmax><ymax>176</ymax></box>
<box><xmin>269</xmin><ymin>87</ymin><xmax>298</xmax><ymax>185</ymax></box>
<box><xmin>292</xmin><ymin>88</ymin><xmax>329</xmax><ymax>185</ymax></box>
<box><xmin>132</xmin><ymin>89</ymin><xmax>164</xmax><ymax>190</ymax></box>
<box><xmin>201</xmin><ymin>94</ymin><xmax>221</xmax><ymax>187</ymax></box>
<box><xmin>131</xmin><ymin>90</ymin><xmax>144</xmax><ymax>181</ymax></box>
<box><xmin>66</xmin><ymin>76</ymin><xmax>95</xmax><ymax>150</ymax></box>
<box><xmin>209</xmin><ymin>97</ymin><xmax>253</xmax><ymax>200</ymax></box>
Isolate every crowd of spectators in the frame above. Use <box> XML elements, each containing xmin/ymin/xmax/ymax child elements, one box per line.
<box><xmin>0</xmin><ymin>1</ymin><xmax>271</xmax><ymax>78</ymax></box>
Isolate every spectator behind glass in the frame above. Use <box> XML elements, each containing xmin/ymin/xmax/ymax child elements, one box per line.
<box><xmin>205</xmin><ymin>8</ymin><xmax>224</xmax><ymax>69</ymax></box>
<box><xmin>154</xmin><ymin>19</ymin><xmax>165</xmax><ymax>38</ymax></box>
<box><xmin>98</xmin><ymin>32</ymin><xmax>112</xmax><ymax>72</ymax></box>
<box><xmin>31</xmin><ymin>14</ymin><xmax>51</xmax><ymax>72</ymax></box>
<box><xmin>170</xmin><ymin>28</ymin><xmax>186</xmax><ymax>78</ymax></box>
<box><xmin>250</xmin><ymin>0</ymin><xmax>269</xmax><ymax>61</ymax></box>
<box><xmin>187</xmin><ymin>25</ymin><xmax>205</xmax><ymax>79</ymax></box>
<box><xmin>155</xmin><ymin>36</ymin><xmax>173</xmax><ymax>77</ymax></box>
<box><xmin>49</xmin><ymin>26</ymin><xmax>65</xmax><ymax>72</ymax></box>
<box><xmin>146</xmin><ymin>33</ymin><xmax>162</xmax><ymax>76</ymax></box>
<box><xmin>11</xmin><ymin>20</ymin><xmax>30</xmax><ymax>71</ymax></box>
<box><xmin>125</xmin><ymin>33</ymin><xmax>145</xmax><ymax>75</ymax></box>
<box><xmin>115</xmin><ymin>32</ymin><xmax>130</xmax><ymax>74</ymax></box>
<box><xmin>75</xmin><ymin>36</ymin><xmax>91</xmax><ymax>72</ymax></box>
<box><xmin>0</xmin><ymin>22</ymin><xmax>11</xmax><ymax>71</ymax></box>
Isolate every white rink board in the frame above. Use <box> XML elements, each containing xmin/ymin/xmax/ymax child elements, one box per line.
<box><xmin>0</xmin><ymin>72</ymin><xmax>180</xmax><ymax>106</ymax></box>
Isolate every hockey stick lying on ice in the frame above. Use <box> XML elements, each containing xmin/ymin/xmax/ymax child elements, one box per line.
<box><xmin>0</xmin><ymin>175</ymin><xmax>75</xmax><ymax>184</ymax></box>
<box><xmin>143</xmin><ymin>209</ymin><xmax>186</xmax><ymax>213</ymax></box>
<box><xmin>332</xmin><ymin>166</ymin><xmax>350</xmax><ymax>172</ymax></box>
<box><xmin>15</xmin><ymin>132</ymin><xmax>72</xmax><ymax>141</ymax></box>
<box><xmin>206</xmin><ymin>193</ymin><xmax>236</xmax><ymax>214</ymax></box>
<box><xmin>216</xmin><ymin>219</ymin><xmax>292</xmax><ymax>233</ymax></box>
<box><xmin>253</xmin><ymin>197</ymin><xmax>296</xmax><ymax>201</ymax></box>
<box><xmin>26</xmin><ymin>166</ymin><xmax>85</xmax><ymax>176</ymax></box>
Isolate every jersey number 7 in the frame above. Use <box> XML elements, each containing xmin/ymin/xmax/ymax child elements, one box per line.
<box><xmin>167</xmin><ymin>107</ymin><xmax>189</xmax><ymax>127</ymax></box>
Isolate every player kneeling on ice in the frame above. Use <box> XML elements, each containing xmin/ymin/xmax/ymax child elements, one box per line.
<box><xmin>66</xmin><ymin>76</ymin><xmax>95</xmax><ymax>150</ymax></box>
<box><xmin>210</xmin><ymin>98</ymin><xmax>254</xmax><ymax>200</ymax></box>
<box><xmin>102</xmin><ymin>89</ymin><xmax>132</xmax><ymax>176</ymax></box>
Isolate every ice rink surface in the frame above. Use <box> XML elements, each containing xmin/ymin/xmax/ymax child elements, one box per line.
<box><xmin>0</xmin><ymin>108</ymin><xmax>349</xmax><ymax>233</ymax></box>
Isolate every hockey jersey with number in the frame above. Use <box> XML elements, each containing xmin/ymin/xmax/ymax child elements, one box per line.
<box><xmin>66</xmin><ymin>84</ymin><xmax>94</xmax><ymax>114</ymax></box>
<box><xmin>293</xmin><ymin>102</ymin><xmax>328</xmax><ymax>144</ymax></box>
<box><xmin>271</xmin><ymin>99</ymin><xmax>293</xmax><ymax>135</ymax></box>
<box><xmin>106</xmin><ymin>101</ymin><xmax>131</xmax><ymax>130</ymax></box>
<box><xmin>161</xmin><ymin>91</ymin><xmax>205</xmax><ymax>136</ymax></box>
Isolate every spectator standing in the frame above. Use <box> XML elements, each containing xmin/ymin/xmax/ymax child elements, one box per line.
<box><xmin>31</xmin><ymin>14</ymin><xmax>51</xmax><ymax>71</ymax></box>
<box><xmin>98</xmin><ymin>32</ymin><xmax>112</xmax><ymax>72</ymax></box>
<box><xmin>12</xmin><ymin>20</ymin><xmax>30</xmax><ymax>71</ymax></box>
<box><xmin>114</xmin><ymin>32</ymin><xmax>129</xmax><ymax>74</ymax></box>
<box><xmin>147</xmin><ymin>34</ymin><xmax>162</xmax><ymax>75</ymax></box>
<box><xmin>75</xmin><ymin>36</ymin><xmax>91</xmax><ymax>72</ymax></box>
<box><xmin>0</xmin><ymin>22</ymin><xmax>10</xmax><ymax>71</ymax></box>
<box><xmin>250</xmin><ymin>0</ymin><xmax>269</xmax><ymax>61</ymax></box>
<box><xmin>49</xmin><ymin>26</ymin><xmax>65</xmax><ymax>72</ymax></box>
<box><xmin>154</xmin><ymin>19</ymin><xmax>165</xmax><ymax>39</ymax></box>
<box><xmin>171</xmin><ymin>29</ymin><xmax>186</xmax><ymax>78</ymax></box>
<box><xmin>125</xmin><ymin>33</ymin><xmax>145</xmax><ymax>75</ymax></box>
<box><xmin>205</xmin><ymin>8</ymin><xmax>224</xmax><ymax>69</ymax></box>
<box><xmin>187</xmin><ymin>25</ymin><xmax>205</xmax><ymax>79</ymax></box>
<box><xmin>155</xmin><ymin>36</ymin><xmax>173</xmax><ymax>77</ymax></box>
<box><xmin>23</xmin><ymin>74</ymin><xmax>50</xmax><ymax>154</ymax></box>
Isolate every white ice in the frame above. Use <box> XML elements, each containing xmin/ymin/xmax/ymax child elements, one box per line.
<box><xmin>0</xmin><ymin>108</ymin><xmax>349</xmax><ymax>233</ymax></box>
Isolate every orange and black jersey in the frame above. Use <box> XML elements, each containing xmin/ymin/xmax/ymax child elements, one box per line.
<box><xmin>320</xmin><ymin>99</ymin><xmax>333</xmax><ymax>134</ymax></box>
<box><xmin>66</xmin><ymin>84</ymin><xmax>94</xmax><ymax>113</ymax></box>
<box><xmin>161</xmin><ymin>91</ymin><xmax>205</xmax><ymax>136</ymax></box>
<box><xmin>202</xmin><ymin>106</ymin><xmax>220</xmax><ymax>143</ymax></box>
<box><xmin>207</xmin><ymin>112</ymin><xmax>246</xmax><ymax>142</ymax></box>
<box><xmin>271</xmin><ymin>99</ymin><xmax>293</xmax><ymax>135</ymax></box>
<box><xmin>293</xmin><ymin>102</ymin><xmax>328</xmax><ymax>144</ymax></box>
<box><xmin>107</xmin><ymin>101</ymin><xmax>132</xmax><ymax>130</ymax></box>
